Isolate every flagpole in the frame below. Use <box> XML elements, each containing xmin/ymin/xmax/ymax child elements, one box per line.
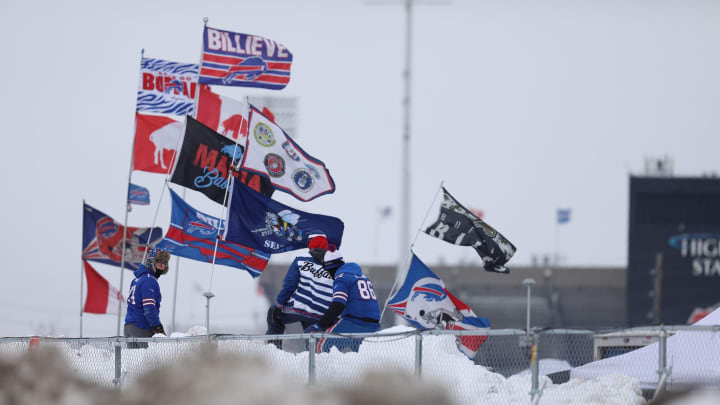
<box><xmin>170</xmin><ymin>188</ymin><xmax>185</xmax><ymax>334</ymax></box>
<box><xmin>80</xmin><ymin>260</ymin><xmax>84</xmax><ymax>338</ymax></box>
<box><xmin>553</xmin><ymin>208</ymin><xmax>558</xmax><ymax>266</ymax></box>
<box><xmin>116</xmin><ymin>49</ymin><xmax>145</xmax><ymax>337</ymax></box>
<box><xmin>398</xmin><ymin>0</ymin><xmax>413</xmax><ymax>290</ymax></box>
<box><xmin>192</xmin><ymin>17</ymin><xmax>208</xmax><ymax>120</ymax></box>
<box><xmin>80</xmin><ymin>200</ymin><xmax>85</xmax><ymax>338</ymax></box>
<box><xmin>381</xmin><ymin>181</ymin><xmax>443</xmax><ymax>323</ymax></box>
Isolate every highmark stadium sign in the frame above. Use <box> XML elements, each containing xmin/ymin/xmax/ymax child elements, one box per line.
<box><xmin>668</xmin><ymin>233</ymin><xmax>720</xmax><ymax>277</ymax></box>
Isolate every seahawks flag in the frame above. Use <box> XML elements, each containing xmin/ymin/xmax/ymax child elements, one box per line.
<box><xmin>425</xmin><ymin>187</ymin><xmax>516</xmax><ymax>273</ymax></box>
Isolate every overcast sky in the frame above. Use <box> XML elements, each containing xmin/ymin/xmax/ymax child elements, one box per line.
<box><xmin>1</xmin><ymin>0</ymin><xmax>719</xmax><ymax>337</ymax></box>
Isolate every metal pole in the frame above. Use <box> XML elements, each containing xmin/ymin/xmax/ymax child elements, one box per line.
<box><xmin>170</xmin><ymin>255</ymin><xmax>180</xmax><ymax>334</ymax></box>
<box><xmin>399</xmin><ymin>0</ymin><xmax>412</xmax><ymax>269</ymax></box>
<box><xmin>113</xmin><ymin>342</ymin><xmax>122</xmax><ymax>387</ymax></box>
<box><xmin>653</xmin><ymin>327</ymin><xmax>669</xmax><ymax>399</ymax></box>
<box><xmin>308</xmin><ymin>336</ymin><xmax>317</xmax><ymax>385</ymax></box>
<box><xmin>79</xmin><ymin>259</ymin><xmax>84</xmax><ymax>338</ymax></box>
<box><xmin>651</xmin><ymin>253</ymin><xmax>663</xmax><ymax>324</ymax></box>
<box><xmin>117</xmin><ymin>49</ymin><xmax>144</xmax><ymax>336</ymax></box>
<box><xmin>522</xmin><ymin>278</ymin><xmax>536</xmax><ymax>335</ymax></box>
<box><xmin>170</xmin><ymin>189</ymin><xmax>185</xmax><ymax>334</ymax></box>
<box><xmin>414</xmin><ymin>333</ymin><xmax>422</xmax><ymax>377</ymax></box>
<box><xmin>116</xmin><ymin>203</ymin><xmax>130</xmax><ymax>336</ymax></box>
<box><xmin>203</xmin><ymin>291</ymin><xmax>215</xmax><ymax>335</ymax></box>
<box><xmin>530</xmin><ymin>332</ymin><xmax>539</xmax><ymax>400</ymax></box>
<box><xmin>658</xmin><ymin>327</ymin><xmax>667</xmax><ymax>380</ymax></box>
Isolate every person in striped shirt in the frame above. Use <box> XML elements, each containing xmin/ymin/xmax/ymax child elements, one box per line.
<box><xmin>266</xmin><ymin>232</ymin><xmax>333</xmax><ymax>349</ymax></box>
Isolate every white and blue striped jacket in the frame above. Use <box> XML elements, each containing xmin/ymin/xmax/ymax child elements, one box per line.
<box><xmin>276</xmin><ymin>255</ymin><xmax>333</xmax><ymax>319</ymax></box>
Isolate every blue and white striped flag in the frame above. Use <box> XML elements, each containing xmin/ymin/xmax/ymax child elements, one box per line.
<box><xmin>137</xmin><ymin>57</ymin><xmax>198</xmax><ymax>116</ymax></box>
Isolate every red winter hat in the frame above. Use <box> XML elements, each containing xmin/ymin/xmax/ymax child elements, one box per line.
<box><xmin>308</xmin><ymin>232</ymin><xmax>328</xmax><ymax>250</ymax></box>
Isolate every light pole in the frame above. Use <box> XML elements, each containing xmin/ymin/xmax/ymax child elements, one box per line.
<box><xmin>522</xmin><ymin>278</ymin><xmax>536</xmax><ymax>335</ymax></box>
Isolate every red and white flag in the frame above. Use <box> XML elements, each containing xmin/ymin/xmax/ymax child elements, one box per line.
<box><xmin>83</xmin><ymin>261</ymin><xmax>124</xmax><ymax>315</ymax></box>
<box><xmin>196</xmin><ymin>85</ymin><xmax>249</xmax><ymax>142</ymax></box>
<box><xmin>133</xmin><ymin>113</ymin><xmax>183</xmax><ymax>174</ymax></box>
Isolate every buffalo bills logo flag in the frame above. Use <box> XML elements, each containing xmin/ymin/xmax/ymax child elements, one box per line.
<box><xmin>199</xmin><ymin>26</ymin><xmax>293</xmax><ymax>90</ymax></box>
<box><xmin>82</xmin><ymin>203</ymin><xmax>162</xmax><ymax>270</ymax></box>
<box><xmin>387</xmin><ymin>253</ymin><xmax>489</xmax><ymax>358</ymax></box>
<box><xmin>155</xmin><ymin>189</ymin><xmax>270</xmax><ymax>277</ymax></box>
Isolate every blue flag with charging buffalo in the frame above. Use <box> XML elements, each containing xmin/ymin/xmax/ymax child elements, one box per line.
<box><xmin>82</xmin><ymin>203</ymin><xmax>163</xmax><ymax>271</ymax></box>
<box><xmin>224</xmin><ymin>180</ymin><xmax>344</xmax><ymax>253</ymax></box>
<box><xmin>387</xmin><ymin>253</ymin><xmax>489</xmax><ymax>358</ymax></box>
<box><xmin>155</xmin><ymin>189</ymin><xmax>271</xmax><ymax>277</ymax></box>
<box><xmin>127</xmin><ymin>183</ymin><xmax>150</xmax><ymax>206</ymax></box>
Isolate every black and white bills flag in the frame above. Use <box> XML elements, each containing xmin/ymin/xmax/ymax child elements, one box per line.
<box><xmin>425</xmin><ymin>187</ymin><xmax>516</xmax><ymax>273</ymax></box>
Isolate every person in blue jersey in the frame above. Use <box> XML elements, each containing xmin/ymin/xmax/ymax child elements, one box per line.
<box><xmin>305</xmin><ymin>248</ymin><xmax>381</xmax><ymax>353</ymax></box>
<box><xmin>124</xmin><ymin>249</ymin><xmax>170</xmax><ymax>347</ymax></box>
<box><xmin>266</xmin><ymin>232</ymin><xmax>334</xmax><ymax>349</ymax></box>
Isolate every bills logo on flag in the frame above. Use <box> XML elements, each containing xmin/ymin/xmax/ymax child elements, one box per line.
<box><xmin>155</xmin><ymin>189</ymin><xmax>271</xmax><ymax>277</ymax></box>
<box><xmin>196</xmin><ymin>84</ymin><xmax>249</xmax><ymax>141</ymax></box>
<box><xmin>387</xmin><ymin>253</ymin><xmax>489</xmax><ymax>358</ymax></box>
<box><xmin>199</xmin><ymin>26</ymin><xmax>293</xmax><ymax>90</ymax></box>
<box><xmin>83</xmin><ymin>261</ymin><xmax>124</xmax><ymax>315</ymax></box>
<box><xmin>82</xmin><ymin>203</ymin><xmax>163</xmax><ymax>270</ymax></box>
<box><xmin>170</xmin><ymin>117</ymin><xmax>245</xmax><ymax>205</ymax></box>
<box><xmin>425</xmin><ymin>187</ymin><xmax>516</xmax><ymax>274</ymax></box>
<box><xmin>224</xmin><ymin>180</ymin><xmax>344</xmax><ymax>253</ymax></box>
<box><xmin>137</xmin><ymin>57</ymin><xmax>199</xmax><ymax>115</ymax></box>
<box><xmin>133</xmin><ymin>113</ymin><xmax>183</xmax><ymax>173</ymax></box>
<box><xmin>241</xmin><ymin>106</ymin><xmax>335</xmax><ymax>202</ymax></box>
<box><xmin>557</xmin><ymin>208</ymin><xmax>571</xmax><ymax>224</ymax></box>
<box><xmin>127</xmin><ymin>183</ymin><xmax>150</xmax><ymax>206</ymax></box>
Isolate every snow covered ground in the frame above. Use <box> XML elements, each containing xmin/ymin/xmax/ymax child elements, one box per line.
<box><xmin>0</xmin><ymin>326</ymin><xmax>650</xmax><ymax>404</ymax></box>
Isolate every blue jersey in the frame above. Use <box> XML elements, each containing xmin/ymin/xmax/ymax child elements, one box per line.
<box><xmin>276</xmin><ymin>255</ymin><xmax>333</xmax><ymax>319</ymax></box>
<box><xmin>331</xmin><ymin>263</ymin><xmax>380</xmax><ymax>322</ymax></box>
<box><xmin>124</xmin><ymin>265</ymin><xmax>162</xmax><ymax>330</ymax></box>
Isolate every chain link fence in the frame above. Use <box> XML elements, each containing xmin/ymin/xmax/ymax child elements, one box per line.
<box><xmin>1</xmin><ymin>326</ymin><xmax>718</xmax><ymax>404</ymax></box>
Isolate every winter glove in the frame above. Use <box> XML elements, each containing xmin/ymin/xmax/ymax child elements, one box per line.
<box><xmin>304</xmin><ymin>324</ymin><xmax>325</xmax><ymax>333</ymax></box>
<box><xmin>151</xmin><ymin>324</ymin><xmax>166</xmax><ymax>336</ymax></box>
<box><xmin>272</xmin><ymin>304</ymin><xmax>284</xmax><ymax>324</ymax></box>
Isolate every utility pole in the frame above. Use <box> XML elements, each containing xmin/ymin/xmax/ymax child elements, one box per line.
<box><xmin>367</xmin><ymin>0</ymin><xmax>449</xmax><ymax>272</ymax></box>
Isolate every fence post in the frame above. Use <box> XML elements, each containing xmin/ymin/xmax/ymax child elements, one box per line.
<box><xmin>113</xmin><ymin>341</ymin><xmax>122</xmax><ymax>388</ymax></box>
<box><xmin>653</xmin><ymin>327</ymin><xmax>670</xmax><ymax>400</ymax></box>
<box><xmin>308</xmin><ymin>336</ymin><xmax>316</xmax><ymax>385</ymax></box>
<box><xmin>415</xmin><ymin>333</ymin><xmax>423</xmax><ymax>377</ymax></box>
<box><xmin>530</xmin><ymin>332</ymin><xmax>540</xmax><ymax>402</ymax></box>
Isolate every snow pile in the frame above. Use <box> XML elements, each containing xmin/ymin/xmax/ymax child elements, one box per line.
<box><xmin>0</xmin><ymin>326</ymin><xmax>649</xmax><ymax>404</ymax></box>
